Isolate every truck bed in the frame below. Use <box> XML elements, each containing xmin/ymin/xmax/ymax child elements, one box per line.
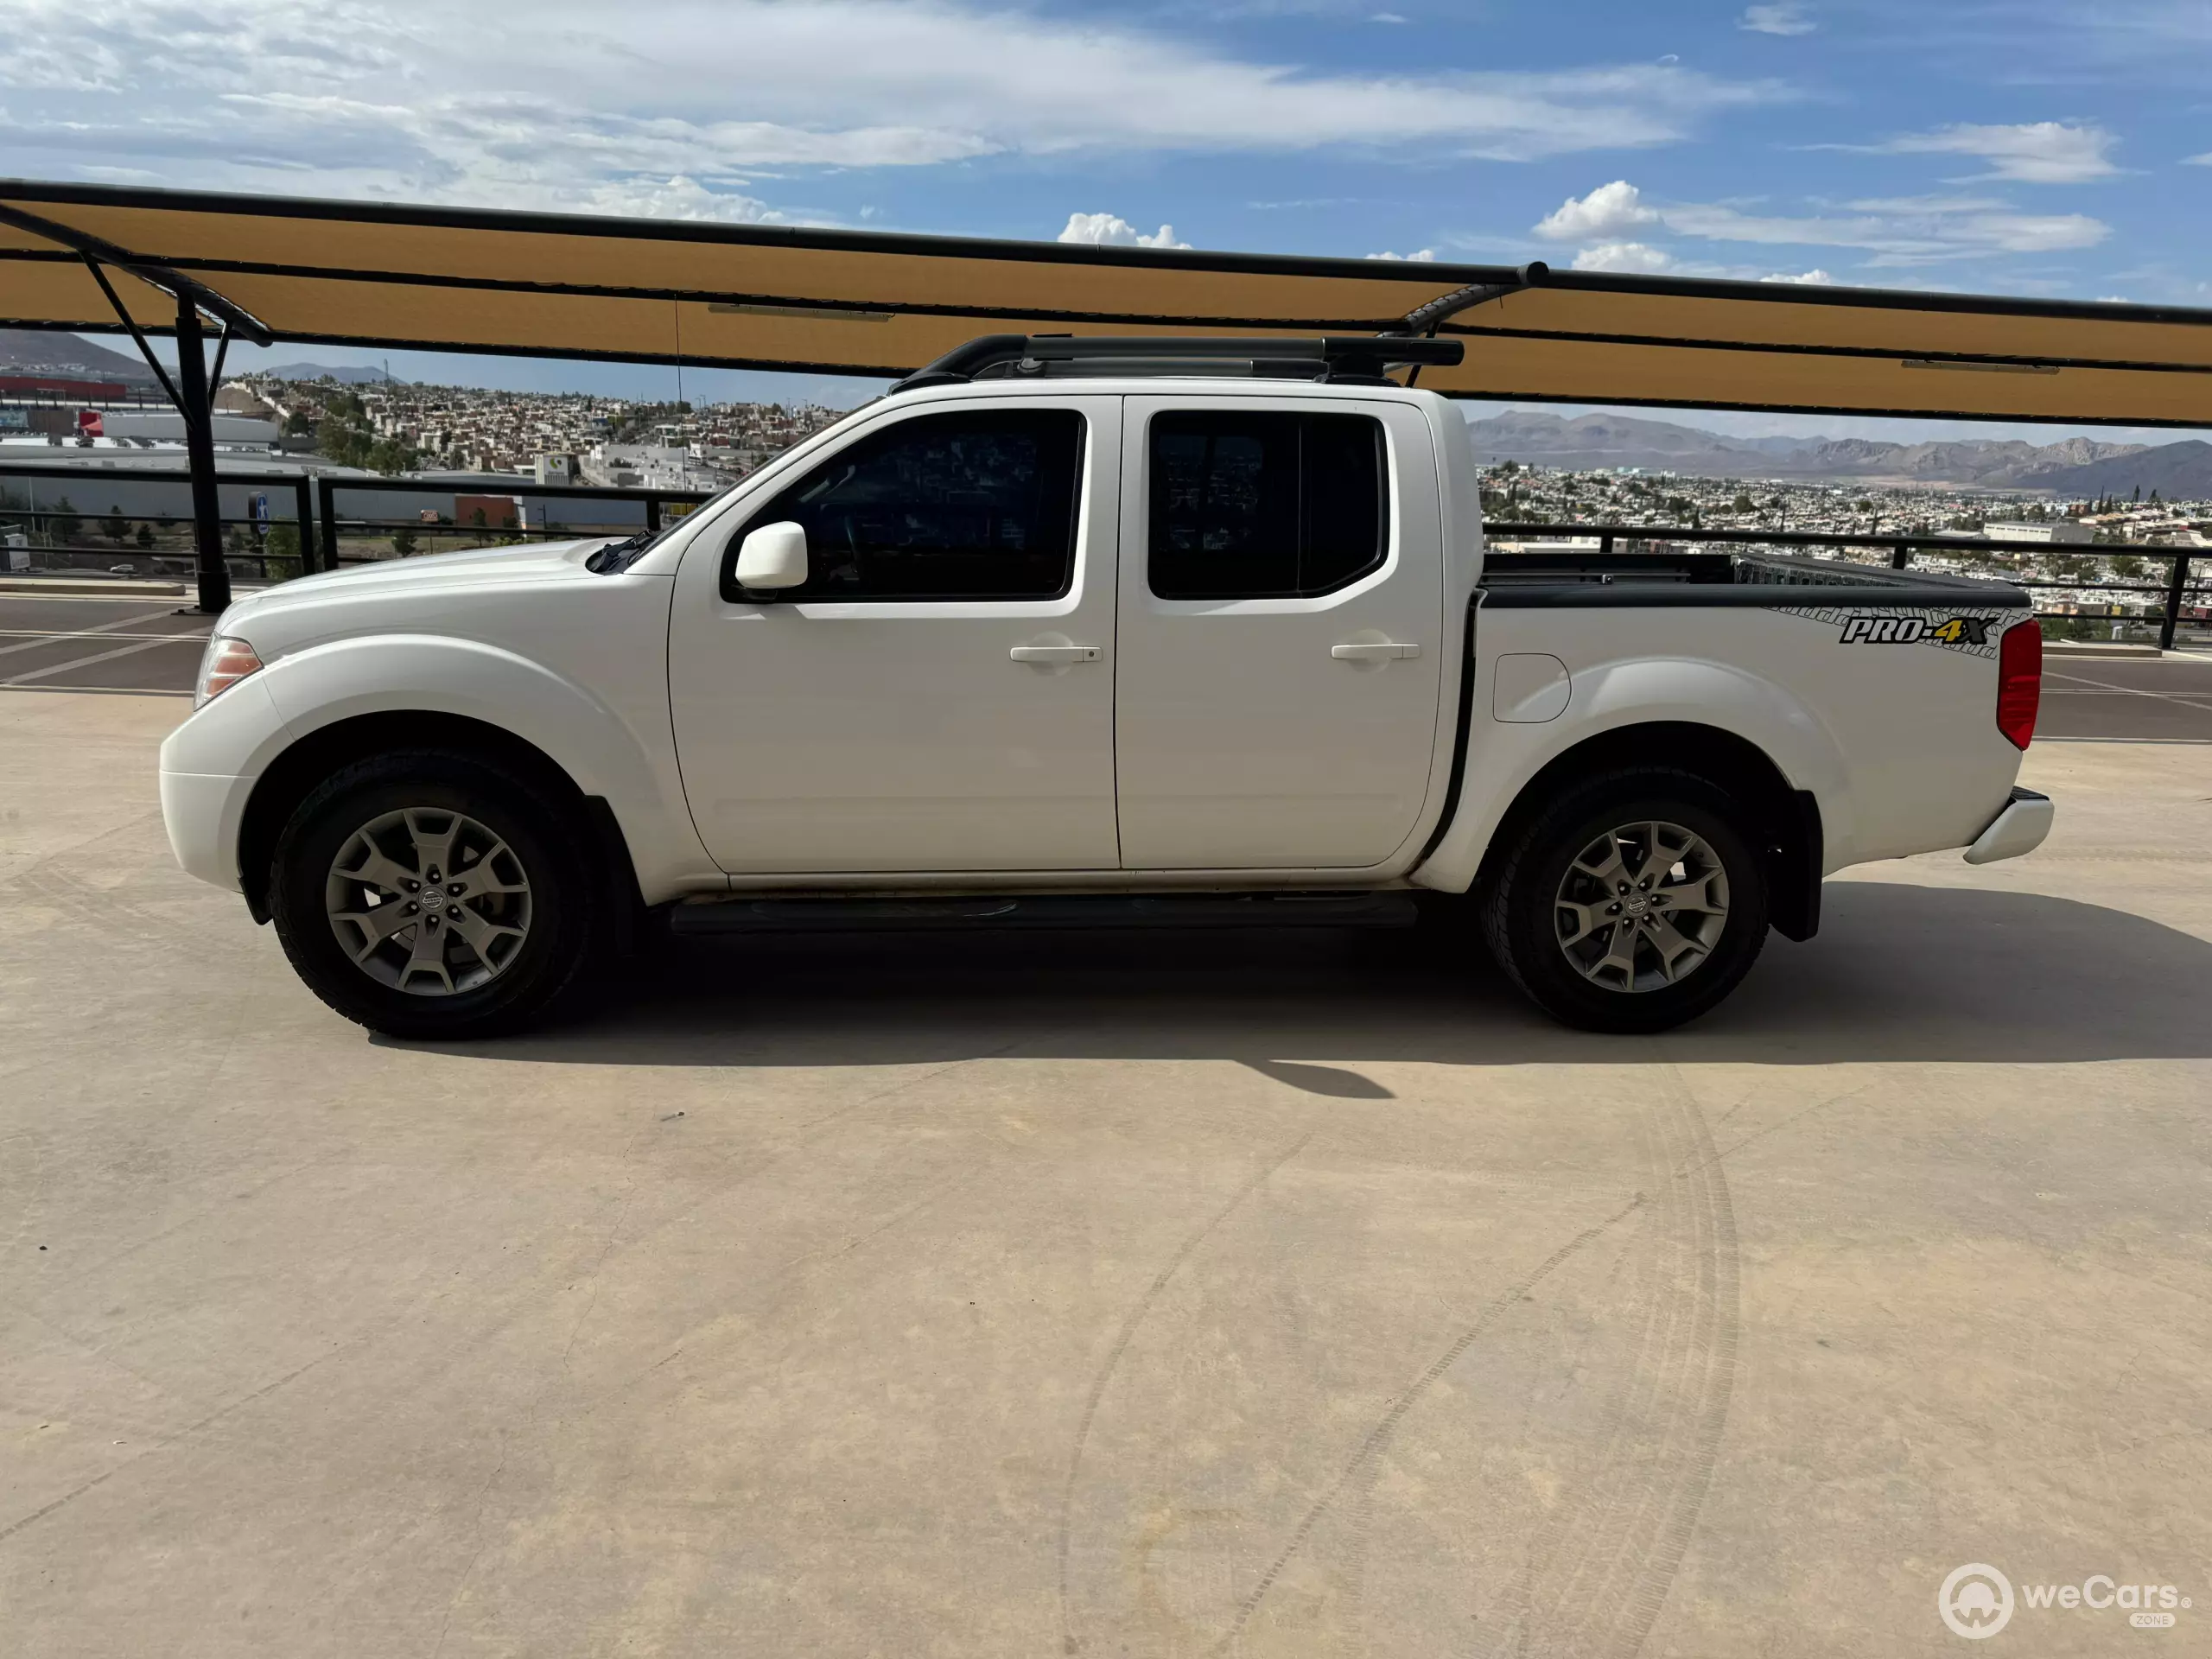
<box><xmin>1478</xmin><ymin>549</ymin><xmax>2028</xmax><ymax>608</ymax></box>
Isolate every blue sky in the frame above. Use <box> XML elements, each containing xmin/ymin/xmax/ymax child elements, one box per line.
<box><xmin>7</xmin><ymin>0</ymin><xmax>2208</xmax><ymax>440</ymax></box>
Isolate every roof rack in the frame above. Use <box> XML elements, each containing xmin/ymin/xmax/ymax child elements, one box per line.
<box><xmin>890</xmin><ymin>333</ymin><xmax>1465</xmax><ymax>392</ymax></box>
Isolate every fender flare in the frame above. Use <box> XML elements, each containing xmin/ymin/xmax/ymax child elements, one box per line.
<box><xmin>251</xmin><ymin>633</ymin><xmax>711</xmax><ymax>899</ymax></box>
<box><xmin>1412</xmin><ymin>654</ymin><xmax>1855</xmax><ymax>897</ymax></box>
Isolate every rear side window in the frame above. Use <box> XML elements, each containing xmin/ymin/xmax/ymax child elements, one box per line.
<box><xmin>1148</xmin><ymin>411</ymin><xmax>1389</xmax><ymax>600</ymax></box>
<box><xmin>726</xmin><ymin>408</ymin><xmax>1084</xmax><ymax>601</ymax></box>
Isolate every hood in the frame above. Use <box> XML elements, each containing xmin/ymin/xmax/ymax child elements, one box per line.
<box><xmin>283</xmin><ymin>536</ymin><xmax>609</xmax><ymax>593</ymax></box>
<box><xmin>232</xmin><ymin>537</ymin><xmax>614</xmax><ymax>618</ymax></box>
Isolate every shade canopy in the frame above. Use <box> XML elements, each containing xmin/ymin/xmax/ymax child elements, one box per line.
<box><xmin>6</xmin><ymin>178</ymin><xmax>2212</xmax><ymax>426</ymax></box>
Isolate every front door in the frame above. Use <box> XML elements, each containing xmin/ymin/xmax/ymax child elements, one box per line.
<box><xmin>670</xmin><ymin>397</ymin><xmax>1121</xmax><ymax>874</ymax></box>
<box><xmin>1113</xmin><ymin>395</ymin><xmax>1446</xmax><ymax>870</ymax></box>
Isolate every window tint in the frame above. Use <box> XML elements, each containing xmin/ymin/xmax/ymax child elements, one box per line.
<box><xmin>1148</xmin><ymin>411</ymin><xmax>1388</xmax><ymax>600</ymax></box>
<box><xmin>726</xmin><ymin>409</ymin><xmax>1084</xmax><ymax>601</ymax></box>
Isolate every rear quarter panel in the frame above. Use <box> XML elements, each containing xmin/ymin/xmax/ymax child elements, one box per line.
<box><xmin>1416</xmin><ymin>595</ymin><xmax>2028</xmax><ymax>892</ymax></box>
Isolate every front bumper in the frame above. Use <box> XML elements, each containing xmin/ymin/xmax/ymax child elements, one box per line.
<box><xmin>1963</xmin><ymin>786</ymin><xmax>2054</xmax><ymax>866</ymax></box>
<box><xmin>159</xmin><ymin>768</ymin><xmax>253</xmax><ymax>893</ymax></box>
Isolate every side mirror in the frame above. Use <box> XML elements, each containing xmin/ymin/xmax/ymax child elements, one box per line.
<box><xmin>734</xmin><ymin>521</ymin><xmax>808</xmax><ymax>591</ymax></box>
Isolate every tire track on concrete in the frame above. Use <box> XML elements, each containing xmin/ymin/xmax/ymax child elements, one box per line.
<box><xmin>1481</xmin><ymin>1065</ymin><xmax>1741</xmax><ymax>1657</ymax></box>
<box><xmin>1210</xmin><ymin>1189</ymin><xmax>1651</xmax><ymax>1656</ymax></box>
<box><xmin>1058</xmin><ymin>1128</ymin><xmax>1317</xmax><ymax>1656</ymax></box>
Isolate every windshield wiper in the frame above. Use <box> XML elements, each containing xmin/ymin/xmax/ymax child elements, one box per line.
<box><xmin>586</xmin><ymin>531</ymin><xmax>653</xmax><ymax>574</ymax></box>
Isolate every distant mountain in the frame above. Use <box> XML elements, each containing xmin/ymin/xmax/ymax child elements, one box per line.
<box><xmin>251</xmin><ymin>362</ymin><xmax>410</xmax><ymax>385</ymax></box>
<box><xmin>1463</xmin><ymin>408</ymin><xmax>2167</xmax><ymax>491</ymax></box>
<box><xmin>1464</xmin><ymin>410</ymin><xmax>1775</xmax><ymax>474</ymax></box>
<box><xmin>0</xmin><ymin>327</ymin><xmax>158</xmax><ymax>383</ymax></box>
<box><xmin>2031</xmin><ymin>439</ymin><xmax>2212</xmax><ymax>500</ymax></box>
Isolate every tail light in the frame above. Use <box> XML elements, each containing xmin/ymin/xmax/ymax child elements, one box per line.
<box><xmin>1996</xmin><ymin>620</ymin><xmax>2041</xmax><ymax>750</ymax></box>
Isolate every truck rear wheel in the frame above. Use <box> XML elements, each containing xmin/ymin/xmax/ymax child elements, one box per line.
<box><xmin>268</xmin><ymin>749</ymin><xmax>601</xmax><ymax>1040</ymax></box>
<box><xmin>1480</xmin><ymin>768</ymin><xmax>1768</xmax><ymax>1033</ymax></box>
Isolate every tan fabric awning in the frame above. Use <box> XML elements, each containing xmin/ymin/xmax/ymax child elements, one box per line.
<box><xmin>6</xmin><ymin>179</ymin><xmax>2211</xmax><ymax>425</ymax></box>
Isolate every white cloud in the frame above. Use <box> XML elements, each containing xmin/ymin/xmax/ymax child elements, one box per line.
<box><xmin>1761</xmin><ymin>269</ymin><xmax>1834</xmax><ymax>283</ymax></box>
<box><xmin>1738</xmin><ymin>3</ymin><xmax>1815</xmax><ymax>35</ymax></box>
<box><xmin>1535</xmin><ymin>181</ymin><xmax>1662</xmax><ymax>241</ymax></box>
<box><xmin>1863</xmin><ymin>122</ymin><xmax>2120</xmax><ymax>184</ymax></box>
<box><xmin>1058</xmin><ymin>213</ymin><xmax>1191</xmax><ymax>249</ymax></box>
<box><xmin>1534</xmin><ymin>178</ymin><xmax>2107</xmax><ymax>267</ymax></box>
<box><xmin>1572</xmin><ymin>241</ymin><xmax>1675</xmax><ymax>273</ymax></box>
<box><xmin>1366</xmin><ymin>247</ymin><xmax>1438</xmax><ymax>261</ymax></box>
<box><xmin>2183</xmin><ymin>152</ymin><xmax>2212</xmax><ymax>167</ymax></box>
<box><xmin>0</xmin><ymin>0</ymin><xmax>1789</xmax><ymax>226</ymax></box>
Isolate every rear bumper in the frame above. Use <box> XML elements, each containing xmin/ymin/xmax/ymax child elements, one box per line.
<box><xmin>1963</xmin><ymin>786</ymin><xmax>2053</xmax><ymax>866</ymax></box>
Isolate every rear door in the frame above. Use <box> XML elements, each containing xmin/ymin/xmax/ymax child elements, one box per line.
<box><xmin>668</xmin><ymin>396</ymin><xmax>1122</xmax><ymax>874</ymax></box>
<box><xmin>1114</xmin><ymin>395</ymin><xmax>1446</xmax><ymax>870</ymax></box>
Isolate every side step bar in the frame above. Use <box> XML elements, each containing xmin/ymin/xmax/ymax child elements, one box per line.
<box><xmin>667</xmin><ymin>890</ymin><xmax>1421</xmax><ymax>937</ymax></box>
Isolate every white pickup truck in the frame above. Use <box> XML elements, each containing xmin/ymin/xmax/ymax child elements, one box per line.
<box><xmin>159</xmin><ymin>334</ymin><xmax>2052</xmax><ymax>1039</ymax></box>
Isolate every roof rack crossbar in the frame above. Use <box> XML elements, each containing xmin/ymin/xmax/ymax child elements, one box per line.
<box><xmin>892</xmin><ymin>333</ymin><xmax>1465</xmax><ymax>391</ymax></box>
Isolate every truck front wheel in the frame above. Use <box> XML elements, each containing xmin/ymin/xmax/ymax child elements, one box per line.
<box><xmin>1480</xmin><ymin>769</ymin><xmax>1769</xmax><ymax>1033</ymax></box>
<box><xmin>268</xmin><ymin>749</ymin><xmax>601</xmax><ymax>1039</ymax></box>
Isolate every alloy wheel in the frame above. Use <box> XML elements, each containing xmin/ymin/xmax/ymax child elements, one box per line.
<box><xmin>324</xmin><ymin>807</ymin><xmax>533</xmax><ymax>995</ymax></box>
<box><xmin>1553</xmin><ymin>819</ymin><xmax>1729</xmax><ymax>994</ymax></box>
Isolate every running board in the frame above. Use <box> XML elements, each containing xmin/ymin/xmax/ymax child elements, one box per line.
<box><xmin>667</xmin><ymin>890</ymin><xmax>1420</xmax><ymax>936</ymax></box>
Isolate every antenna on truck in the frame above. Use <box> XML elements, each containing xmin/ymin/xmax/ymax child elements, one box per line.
<box><xmin>1383</xmin><ymin>261</ymin><xmax>1549</xmax><ymax>386</ymax></box>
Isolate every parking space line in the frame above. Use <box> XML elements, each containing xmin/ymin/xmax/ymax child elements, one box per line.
<box><xmin>2044</xmin><ymin>670</ymin><xmax>2212</xmax><ymax>710</ymax></box>
<box><xmin>1</xmin><ymin>633</ymin><xmax>207</xmax><ymax>687</ymax></box>
<box><xmin>0</xmin><ymin>608</ymin><xmax>185</xmax><ymax>659</ymax></box>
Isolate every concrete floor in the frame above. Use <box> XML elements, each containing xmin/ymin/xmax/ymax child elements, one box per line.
<box><xmin>3</xmin><ymin>691</ymin><xmax>2208</xmax><ymax>1658</ymax></box>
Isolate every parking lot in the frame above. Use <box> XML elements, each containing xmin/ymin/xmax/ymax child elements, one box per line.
<box><xmin>3</xmin><ymin>679</ymin><xmax>2210</xmax><ymax>1656</ymax></box>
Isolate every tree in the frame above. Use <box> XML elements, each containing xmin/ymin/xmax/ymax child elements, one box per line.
<box><xmin>103</xmin><ymin>504</ymin><xmax>130</xmax><ymax>543</ymax></box>
<box><xmin>50</xmin><ymin>496</ymin><xmax>80</xmax><ymax>544</ymax></box>
<box><xmin>365</xmin><ymin>436</ymin><xmax>415</xmax><ymax>475</ymax></box>
<box><xmin>135</xmin><ymin>522</ymin><xmax>154</xmax><ymax>550</ymax></box>
<box><xmin>1731</xmin><ymin>493</ymin><xmax>1754</xmax><ymax>513</ymax></box>
<box><xmin>391</xmin><ymin>524</ymin><xmax>419</xmax><ymax>557</ymax></box>
<box><xmin>263</xmin><ymin>523</ymin><xmax>302</xmax><ymax>581</ymax></box>
<box><xmin>283</xmin><ymin>410</ymin><xmax>313</xmax><ymax>436</ymax></box>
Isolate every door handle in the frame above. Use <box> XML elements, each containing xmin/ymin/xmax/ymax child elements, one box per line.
<box><xmin>1331</xmin><ymin>641</ymin><xmax>1421</xmax><ymax>661</ymax></box>
<box><xmin>1009</xmin><ymin>644</ymin><xmax>1102</xmax><ymax>664</ymax></box>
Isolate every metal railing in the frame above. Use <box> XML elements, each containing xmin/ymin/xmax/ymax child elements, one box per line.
<box><xmin>10</xmin><ymin>459</ymin><xmax>2202</xmax><ymax>651</ymax></box>
<box><xmin>1485</xmin><ymin>521</ymin><xmax>2209</xmax><ymax>652</ymax></box>
<box><xmin>0</xmin><ymin>460</ymin><xmax>316</xmax><ymax>581</ymax></box>
<box><xmin>314</xmin><ymin>476</ymin><xmax>713</xmax><ymax>570</ymax></box>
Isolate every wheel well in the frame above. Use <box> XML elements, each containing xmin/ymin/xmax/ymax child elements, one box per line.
<box><xmin>236</xmin><ymin>711</ymin><xmax>644</xmax><ymax>933</ymax></box>
<box><xmin>1476</xmin><ymin>721</ymin><xmax>1824</xmax><ymax>942</ymax></box>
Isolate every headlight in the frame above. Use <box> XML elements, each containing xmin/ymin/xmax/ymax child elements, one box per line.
<box><xmin>196</xmin><ymin>636</ymin><xmax>264</xmax><ymax>707</ymax></box>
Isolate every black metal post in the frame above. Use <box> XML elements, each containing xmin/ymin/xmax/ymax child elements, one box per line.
<box><xmin>318</xmin><ymin>477</ymin><xmax>339</xmax><ymax>573</ymax></box>
<box><xmin>173</xmin><ymin>299</ymin><xmax>230</xmax><ymax>613</ymax></box>
<box><xmin>293</xmin><ymin>477</ymin><xmax>318</xmax><ymax>575</ymax></box>
<box><xmin>1890</xmin><ymin>540</ymin><xmax>1913</xmax><ymax>570</ymax></box>
<box><xmin>645</xmin><ymin>495</ymin><xmax>663</xmax><ymax>533</ymax></box>
<box><xmin>2158</xmin><ymin>552</ymin><xmax>2190</xmax><ymax>653</ymax></box>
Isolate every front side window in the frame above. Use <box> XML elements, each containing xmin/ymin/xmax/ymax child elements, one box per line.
<box><xmin>1148</xmin><ymin>411</ymin><xmax>1389</xmax><ymax>601</ymax></box>
<box><xmin>724</xmin><ymin>408</ymin><xmax>1084</xmax><ymax>601</ymax></box>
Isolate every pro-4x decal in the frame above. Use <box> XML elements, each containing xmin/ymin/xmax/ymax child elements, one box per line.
<box><xmin>1775</xmin><ymin>604</ymin><xmax>2006</xmax><ymax>658</ymax></box>
<box><xmin>1839</xmin><ymin>613</ymin><xmax>1991</xmax><ymax>646</ymax></box>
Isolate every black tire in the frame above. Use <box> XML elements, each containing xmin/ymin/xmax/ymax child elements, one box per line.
<box><xmin>1480</xmin><ymin>767</ymin><xmax>1768</xmax><ymax>1033</ymax></box>
<box><xmin>268</xmin><ymin>748</ymin><xmax>601</xmax><ymax>1039</ymax></box>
